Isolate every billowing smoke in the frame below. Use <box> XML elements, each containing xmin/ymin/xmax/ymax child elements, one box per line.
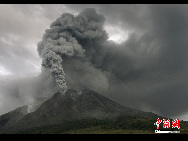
<box><xmin>41</xmin><ymin>50</ymin><xmax>67</xmax><ymax>92</ymax></box>
<box><xmin>27</xmin><ymin>6</ymin><xmax>187</xmax><ymax>119</ymax></box>
<box><xmin>37</xmin><ymin>8</ymin><xmax>108</xmax><ymax>94</ymax></box>
<box><xmin>37</xmin><ymin>7</ymin><xmax>186</xmax><ymax>118</ymax></box>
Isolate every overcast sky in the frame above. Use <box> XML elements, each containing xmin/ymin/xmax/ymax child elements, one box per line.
<box><xmin>0</xmin><ymin>4</ymin><xmax>188</xmax><ymax>121</ymax></box>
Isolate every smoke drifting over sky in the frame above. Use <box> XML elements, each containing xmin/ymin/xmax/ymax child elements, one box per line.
<box><xmin>0</xmin><ymin>4</ymin><xmax>188</xmax><ymax>120</ymax></box>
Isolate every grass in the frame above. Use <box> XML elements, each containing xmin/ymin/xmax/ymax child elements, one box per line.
<box><xmin>3</xmin><ymin>117</ymin><xmax>188</xmax><ymax>134</ymax></box>
<box><xmin>61</xmin><ymin>126</ymin><xmax>154</xmax><ymax>134</ymax></box>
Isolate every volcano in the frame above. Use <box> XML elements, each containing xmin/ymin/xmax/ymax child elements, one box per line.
<box><xmin>0</xmin><ymin>89</ymin><xmax>160</xmax><ymax>134</ymax></box>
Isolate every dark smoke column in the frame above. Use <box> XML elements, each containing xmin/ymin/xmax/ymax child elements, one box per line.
<box><xmin>37</xmin><ymin>8</ymin><xmax>107</xmax><ymax>94</ymax></box>
<box><xmin>41</xmin><ymin>50</ymin><xmax>67</xmax><ymax>93</ymax></box>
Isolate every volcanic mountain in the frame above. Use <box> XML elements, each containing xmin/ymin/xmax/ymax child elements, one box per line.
<box><xmin>0</xmin><ymin>89</ymin><xmax>160</xmax><ymax>133</ymax></box>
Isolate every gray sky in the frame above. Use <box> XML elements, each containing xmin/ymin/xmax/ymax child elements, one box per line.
<box><xmin>0</xmin><ymin>4</ymin><xmax>188</xmax><ymax>121</ymax></box>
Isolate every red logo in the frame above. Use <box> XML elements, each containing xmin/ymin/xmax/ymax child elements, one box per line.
<box><xmin>172</xmin><ymin>119</ymin><xmax>180</xmax><ymax>129</ymax></box>
<box><xmin>154</xmin><ymin>118</ymin><xmax>180</xmax><ymax>133</ymax></box>
<box><xmin>154</xmin><ymin>118</ymin><xmax>162</xmax><ymax>129</ymax></box>
<box><xmin>163</xmin><ymin>119</ymin><xmax>170</xmax><ymax>128</ymax></box>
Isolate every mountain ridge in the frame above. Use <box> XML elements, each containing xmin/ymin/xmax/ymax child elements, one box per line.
<box><xmin>0</xmin><ymin>88</ymin><xmax>160</xmax><ymax>133</ymax></box>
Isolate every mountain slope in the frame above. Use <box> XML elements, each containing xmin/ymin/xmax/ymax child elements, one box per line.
<box><xmin>0</xmin><ymin>89</ymin><xmax>160</xmax><ymax>133</ymax></box>
<box><xmin>0</xmin><ymin>106</ymin><xmax>27</xmax><ymax>130</ymax></box>
<box><xmin>0</xmin><ymin>96</ymin><xmax>50</xmax><ymax>130</ymax></box>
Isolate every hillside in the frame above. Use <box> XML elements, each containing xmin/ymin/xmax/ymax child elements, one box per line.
<box><xmin>1</xmin><ymin>89</ymin><xmax>186</xmax><ymax>134</ymax></box>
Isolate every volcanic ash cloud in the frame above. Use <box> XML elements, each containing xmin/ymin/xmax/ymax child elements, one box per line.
<box><xmin>37</xmin><ymin>9</ymin><xmax>106</xmax><ymax>93</ymax></box>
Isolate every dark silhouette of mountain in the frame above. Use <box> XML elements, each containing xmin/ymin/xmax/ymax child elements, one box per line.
<box><xmin>0</xmin><ymin>106</ymin><xmax>28</xmax><ymax>130</ymax></box>
<box><xmin>0</xmin><ymin>96</ymin><xmax>49</xmax><ymax>130</ymax></box>
<box><xmin>0</xmin><ymin>89</ymin><xmax>161</xmax><ymax>133</ymax></box>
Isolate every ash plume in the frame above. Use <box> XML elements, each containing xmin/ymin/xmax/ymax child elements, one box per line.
<box><xmin>25</xmin><ymin>5</ymin><xmax>186</xmax><ymax>119</ymax></box>
<box><xmin>37</xmin><ymin>8</ymin><xmax>108</xmax><ymax>94</ymax></box>
<box><xmin>41</xmin><ymin>50</ymin><xmax>67</xmax><ymax>92</ymax></box>
<box><xmin>37</xmin><ymin>8</ymin><xmax>140</xmax><ymax>98</ymax></box>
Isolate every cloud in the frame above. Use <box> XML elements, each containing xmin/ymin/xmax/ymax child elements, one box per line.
<box><xmin>0</xmin><ymin>4</ymin><xmax>77</xmax><ymax>76</ymax></box>
<box><xmin>0</xmin><ymin>4</ymin><xmax>71</xmax><ymax>115</ymax></box>
<box><xmin>63</xmin><ymin>5</ymin><xmax>188</xmax><ymax>118</ymax></box>
<box><xmin>0</xmin><ymin>71</ymin><xmax>60</xmax><ymax>115</ymax></box>
<box><xmin>1</xmin><ymin>4</ymin><xmax>188</xmax><ymax>120</ymax></box>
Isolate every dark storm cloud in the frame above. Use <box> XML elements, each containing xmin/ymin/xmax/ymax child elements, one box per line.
<box><xmin>63</xmin><ymin>4</ymin><xmax>188</xmax><ymax>118</ymax></box>
<box><xmin>66</xmin><ymin>4</ymin><xmax>151</xmax><ymax>33</ymax></box>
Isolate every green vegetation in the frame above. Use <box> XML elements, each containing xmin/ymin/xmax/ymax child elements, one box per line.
<box><xmin>9</xmin><ymin>116</ymin><xmax>188</xmax><ymax>134</ymax></box>
<box><xmin>61</xmin><ymin>126</ymin><xmax>154</xmax><ymax>134</ymax></box>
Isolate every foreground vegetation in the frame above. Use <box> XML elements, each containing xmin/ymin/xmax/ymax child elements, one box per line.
<box><xmin>5</xmin><ymin>116</ymin><xmax>187</xmax><ymax>134</ymax></box>
<box><xmin>61</xmin><ymin>126</ymin><xmax>154</xmax><ymax>134</ymax></box>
